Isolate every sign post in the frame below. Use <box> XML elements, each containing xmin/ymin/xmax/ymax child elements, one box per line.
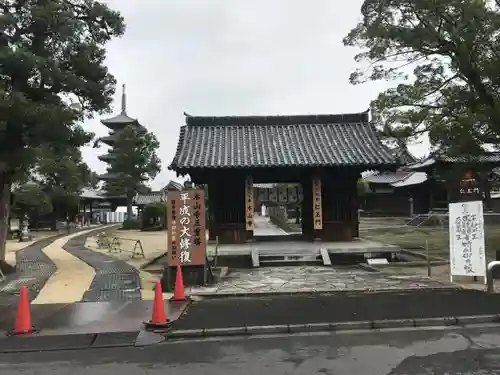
<box><xmin>312</xmin><ymin>175</ymin><xmax>323</xmax><ymax>230</ymax></box>
<box><xmin>167</xmin><ymin>189</ymin><xmax>207</xmax><ymax>286</ymax></box>
<box><xmin>449</xmin><ymin>200</ymin><xmax>486</xmax><ymax>283</ymax></box>
<box><xmin>245</xmin><ymin>176</ymin><xmax>254</xmax><ymax>231</ymax></box>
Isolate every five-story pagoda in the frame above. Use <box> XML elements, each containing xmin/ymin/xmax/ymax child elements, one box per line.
<box><xmin>98</xmin><ymin>84</ymin><xmax>145</xmax><ymax>182</ymax></box>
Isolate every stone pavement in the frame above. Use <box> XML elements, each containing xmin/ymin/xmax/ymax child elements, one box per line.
<box><xmin>188</xmin><ymin>265</ymin><xmax>455</xmax><ymax>296</ymax></box>
<box><xmin>253</xmin><ymin>215</ymin><xmax>288</xmax><ymax>236</ymax></box>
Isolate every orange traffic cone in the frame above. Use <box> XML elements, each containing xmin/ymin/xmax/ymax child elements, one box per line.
<box><xmin>171</xmin><ymin>265</ymin><xmax>186</xmax><ymax>302</ymax></box>
<box><xmin>144</xmin><ymin>281</ymin><xmax>170</xmax><ymax>328</ymax></box>
<box><xmin>10</xmin><ymin>287</ymin><xmax>34</xmax><ymax>335</ymax></box>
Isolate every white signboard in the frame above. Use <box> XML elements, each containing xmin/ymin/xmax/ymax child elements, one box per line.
<box><xmin>449</xmin><ymin>200</ymin><xmax>486</xmax><ymax>281</ymax></box>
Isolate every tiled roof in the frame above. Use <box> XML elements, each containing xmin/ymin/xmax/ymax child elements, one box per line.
<box><xmin>160</xmin><ymin>180</ymin><xmax>183</xmax><ymax>192</ymax></box>
<box><xmin>98</xmin><ymin>172</ymin><xmax>148</xmax><ymax>181</ymax></box>
<box><xmin>169</xmin><ymin>112</ymin><xmax>397</xmax><ymax>170</ymax></box>
<box><xmin>80</xmin><ymin>188</ymin><xmax>105</xmax><ymax>199</ymax></box>
<box><xmin>101</xmin><ymin>113</ymin><xmax>137</xmax><ymax>129</ymax></box>
<box><xmin>408</xmin><ymin>152</ymin><xmax>500</xmax><ymax>171</ymax></box>
<box><xmin>133</xmin><ymin>192</ymin><xmax>166</xmax><ymax>205</ymax></box>
<box><xmin>364</xmin><ymin>171</ymin><xmax>412</xmax><ymax>184</ymax></box>
<box><xmin>364</xmin><ymin>171</ymin><xmax>427</xmax><ymax>187</ymax></box>
<box><xmin>439</xmin><ymin>153</ymin><xmax>500</xmax><ymax>163</ymax></box>
<box><xmin>392</xmin><ymin>172</ymin><xmax>427</xmax><ymax>187</ymax></box>
<box><xmin>98</xmin><ymin>153</ymin><xmax>116</xmax><ymax>162</ymax></box>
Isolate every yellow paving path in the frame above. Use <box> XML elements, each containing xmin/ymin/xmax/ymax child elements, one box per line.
<box><xmin>32</xmin><ymin>228</ymin><xmax>104</xmax><ymax>305</ymax></box>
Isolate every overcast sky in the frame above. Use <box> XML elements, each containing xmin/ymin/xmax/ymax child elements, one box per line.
<box><xmin>82</xmin><ymin>0</ymin><xmax>430</xmax><ymax>190</ymax></box>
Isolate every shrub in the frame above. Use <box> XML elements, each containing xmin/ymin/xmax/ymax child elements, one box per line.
<box><xmin>141</xmin><ymin>202</ymin><xmax>166</xmax><ymax>231</ymax></box>
<box><xmin>121</xmin><ymin>219</ymin><xmax>141</xmax><ymax>230</ymax></box>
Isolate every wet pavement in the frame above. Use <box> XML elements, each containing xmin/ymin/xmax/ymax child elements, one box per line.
<box><xmin>3</xmin><ymin>325</ymin><xmax>500</xmax><ymax>374</ymax></box>
<box><xmin>0</xmin><ymin>299</ymin><xmax>189</xmax><ymax>352</ymax></box>
<box><xmin>173</xmin><ymin>289</ymin><xmax>500</xmax><ymax>331</ymax></box>
<box><xmin>189</xmin><ymin>265</ymin><xmax>454</xmax><ymax>296</ymax></box>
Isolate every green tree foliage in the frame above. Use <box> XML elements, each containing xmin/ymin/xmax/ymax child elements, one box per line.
<box><xmin>343</xmin><ymin>0</ymin><xmax>500</xmax><ymax>155</ymax></box>
<box><xmin>103</xmin><ymin>125</ymin><xmax>161</xmax><ymax>218</ymax></box>
<box><xmin>141</xmin><ymin>202</ymin><xmax>166</xmax><ymax>231</ymax></box>
<box><xmin>357</xmin><ymin>179</ymin><xmax>370</xmax><ymax>196</ymax></box>
<box><xmin>0</xmin><ymin>0</ymin><xmax>125</xmax><ymax>261</ymax></box>
<box><xmin>12</xmin><ymin>184</ymin><xmax>52</xmax><ymax>220</ymax></box>
<box><xmin>33</xmin><ymin>146</ymin><xmax>93</xmax><ymax>228</ymax></box>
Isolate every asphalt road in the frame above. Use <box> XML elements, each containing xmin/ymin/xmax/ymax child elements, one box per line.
<box><xmin>3</xmin><ymin>325</ymin><xmax>500</xmax><ymax>374</ymax></box>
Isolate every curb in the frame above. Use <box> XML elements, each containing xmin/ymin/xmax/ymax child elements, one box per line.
<box><xmin>0</xmin><ymin>330</ymin><xmax>166</xmax><ymax>354</ymax></box>
<box><xmin>166</xmin><ymin>314</ymin><xmax>500</xmax><ymax>339</ymax></box>
<box><xmin>190</xmin><ymin>286</ymin><xmax>461</xmax><ymax>299</ymax></box>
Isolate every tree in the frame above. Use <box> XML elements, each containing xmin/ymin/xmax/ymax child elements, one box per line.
<box><xmin>0</xmin><ymin>0</ymin><xmax>125</xmax><ymax>264</ymax></box>
<box><xmin>103</xmin><ymin>125</ymin><xmax>161</xmax><ymax>219</ymax></box>
<box><xmin>87</xmin><ymin>171</ymin><xmax>102</xmax><ymax>190</ymax></box>
<box><xmin>357</xmin><ymin>178</ymin><xmax>370</xmax><ymax>197</ymax></box>
<box><xmin>34</xmin><ymin>145</ymin><xmax>93</xmax><ymax>229</ymax></box>
<box><xmin>12</xmin><ymin>184</ymin><xmax>52</xmax><ymax>228</ymax></box>
<box><xmin>343</xmin><ymin>0</ymin><xmax>500</xmax><ymax>154</ymax></box>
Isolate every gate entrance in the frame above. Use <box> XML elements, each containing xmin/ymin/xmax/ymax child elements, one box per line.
<box><xmin>169</xmin><ymin>111</ymin><xmax>397</xmax><ymax>250</ymax></box>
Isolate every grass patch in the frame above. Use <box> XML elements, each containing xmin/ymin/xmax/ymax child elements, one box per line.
<box><xmin>361</xmin><ymin>224</ymin><xmax>500</xmax><ymax>258</ymax></box>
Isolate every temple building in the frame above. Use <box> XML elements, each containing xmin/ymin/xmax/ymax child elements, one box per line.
<box><xmin>169</xmin><ymin>110</ymin><xmax>398</xmax><ymax>243</ymax></box>
<box><xmin>97</xmin><ymin>85</ymin><xmax>146</xmax><ymax>183</ymax></box>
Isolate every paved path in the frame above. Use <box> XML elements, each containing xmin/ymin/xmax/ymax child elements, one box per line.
<box><xmin>253</xmin><ymin>215</ymin><xmax>288</xmax><ymax>236</ymax></box>
<box><xmin>62</xmin><ymin>230</ymin><xmax>142</xmax><ymax>302</ymax></box>
<box><xmin>33</xmin><ymin>229</ymin><xmax>98</xmax><ymax>304</ymax></box>
<box><xmin>1</xmin><ymin>226</ymin><xmax>143</xmax><ymax>306</ymax></box>
<box><xmin>1</xmin><ymin>325</ymin><xmax>500</xmax><ymax>374</ymax></box>
<box><xmin>0</xmin><ymin>235</ymin><xmax>64</xmax><ymax>306</ymax></box>
<box><xmin>189</xmin><ymin>265</ymin><xmax>454</xmax><ymax>296</ymax></box>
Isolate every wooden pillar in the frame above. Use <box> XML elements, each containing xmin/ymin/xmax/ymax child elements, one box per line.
<box><xmin>301</xmin><ymin>173</ymin><xmax>314</xmax><ymax>241</ymax></box>
<box><xmin>207</xmin><ymin>182</ymin><xmax>217</xmax><ymax>241</ymax></box>
<box><xmin>244</xmin><ymin>176</ymin><xmax>254</xmax><ymax>239</ymax></box>
<box><xmin>320</xmin><ymin>170</ymin><xmax>357</xmax><ymax>241</ymax></box>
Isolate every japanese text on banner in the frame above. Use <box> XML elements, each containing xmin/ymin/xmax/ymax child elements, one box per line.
<box><xmin>179</xmin><ymin>192</ymin><xmax>192</xmax><ymax>264</ymax></box>
<box><xmin>312</xmin><ymin>176</ymin><xmax>322</xmax><ymax>230</ymax></box>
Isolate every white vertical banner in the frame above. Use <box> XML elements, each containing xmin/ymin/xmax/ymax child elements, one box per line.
<box><xmin>449</xmin><ymin>200</ymin><xmax>486</xmax><ymax>282</ymax></box>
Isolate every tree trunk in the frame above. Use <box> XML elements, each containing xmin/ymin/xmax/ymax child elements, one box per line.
<box><xmin>0</xmin><ymin>175</ymin><xmax>12</xmax><ymax>265</ymax></box>
<box><xmin>126</xmin><ymin>196</ymin><xmax>133</xmax><ymax>220</ymax></box>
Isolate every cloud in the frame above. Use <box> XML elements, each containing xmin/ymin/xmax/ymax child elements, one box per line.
<box><xmin>82</xmin><ymin>0</ymin><xmax>429</xmax><ymax>190</ymax></box>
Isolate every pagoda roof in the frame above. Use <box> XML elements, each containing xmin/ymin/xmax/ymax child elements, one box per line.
<box><xmin>169</xmin><ymin>111</ymin><xmax>397</xmax><ymax>172</ymax></box>
<box><xmin>100</xmin><ymin>113</ymin><xmax>138</xmax><ymax>129</ymax></box>
<box><xmin>98</xmin><ymin>153</ymin><xmax>116</xmax><ymax>162</ymax></box>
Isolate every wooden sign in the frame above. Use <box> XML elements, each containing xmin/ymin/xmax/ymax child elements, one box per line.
<box><xmin>312</xmin><ymin>176</ymin><xmax>323</xmax><ymax>230</ymax></box>
<box><xmin>245</xmin><ymin>176</ymin><xmax>254</xmax><ymax>230</ymax></box>
<box><xmin>167</xmin><ymin>189</ymin><xmax>206</xmax><ymax>266</ymax></box>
